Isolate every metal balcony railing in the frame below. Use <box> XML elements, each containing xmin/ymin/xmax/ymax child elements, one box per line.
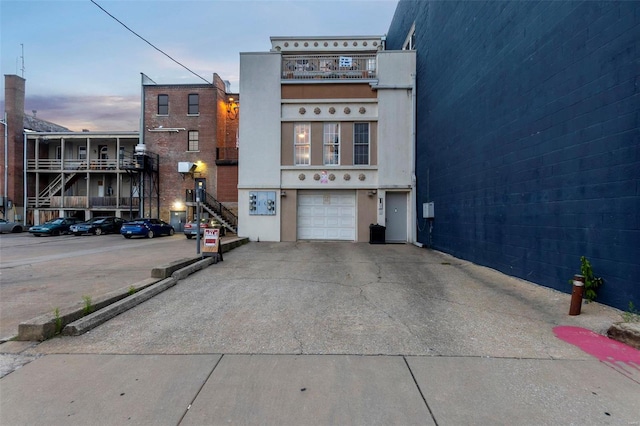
<box><xmin>27</xmin><ymin>158</ymin><xmax>136</xmax><ymax>171</ymax></box>
<box><xmin>281</xmin><ymin>54</ymin><xmax>377</xmax><ymax>80</ymax></box>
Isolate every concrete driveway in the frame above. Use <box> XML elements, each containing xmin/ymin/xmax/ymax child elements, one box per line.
<box><xmin>28</xmin><ymin>241</ymin><xmax>622</xmax><ymax>358</ymax></box>
<box><xmin>3</xmin><ymin>242</ymin><xmax>639</xmax><ymax>425</ymax></box>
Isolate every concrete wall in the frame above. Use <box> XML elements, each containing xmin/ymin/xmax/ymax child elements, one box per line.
<box><xmin>238</xmin><ymin>52</ymin><xmax>282</xmax><ymax>240</ymax></box>
<box><xmin>376</xmin><ymin>51</ymin><xmax>415</xmax><ymax>188</ymax></box>
<box><xmin>387</xmin><ymin>0</ymin><xmax>640</xmax><ymax>309</ymax></box>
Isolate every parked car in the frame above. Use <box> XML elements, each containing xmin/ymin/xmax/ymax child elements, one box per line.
<box><xmin>120</xmin><ymin>218</ymin><xmax>175</xmax><ymax>239</ymax></box>
<box><xmin>183</xmin><ymin>218</ymin><xmax>226</xmax><ymax>239</ymax></box>
<box><xmin>0</xmin><ymin>219</ymin><xmax>24</xmax><ymax>233</ymax></box>
<box><xmin>70</xmin><ymin>216</ymin><xmax>125</xmax><ymax>236</ymax></box>
<box><xmin>28</xmin><ymin>217</ymin><xmax>79</xmax><ymax>236</ymax></box>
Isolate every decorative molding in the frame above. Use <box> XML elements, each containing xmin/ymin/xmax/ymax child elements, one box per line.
<box><xmin>298</xmin><ymin>173</ymin><xmax>306</xmax><ymax>181</ymax></box>
<box><xmin>328</xmin><ymin>107</ymin><xmax>336</xmax><ymax>114</ymax></box>
<box><xmin>299</xmin><ymin>107</ymin><xmax>306</xmax><ymax>115</ymax></box>
<box><xmin>314</xmin><ymin>173</ymin><xmax>321</xmax><ymax>181</ymax></box>
<box><xmin>344</xmin><ymin>107</ymin><xmax>351</xmax><ymax>114</ymax></box>
<box><xmin>328</xmin><ymin>174</ymin><xmax>336</xmax><ymax>181</ymax></box>
<box><xmin>314</xmin><ymin>107</ymin><xmax>321</xmax><ymax>115</ymax></box>
<box><xmin>344</xmin><ymin>173</ymin><xmax>351</xmax><ymax>181</ymax></box>
<box><xmin>358</xmin><ymin>173</ymin><xmax>366</xmax><ymax>181</ymax></box>
<box><xmin>359</xmin><ymin>107</ymin><xmax>366</xmax><ymax>114</ymax></box>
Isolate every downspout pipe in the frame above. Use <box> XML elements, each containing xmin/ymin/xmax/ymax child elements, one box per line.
<box><xmin>410</xmin><ymin>72</ymin><xmax>419</xmax><ymax>247</ymax></box>
<box><xmin>2</xmin><ymin>112</ymin><xmax>7</xmax><ymax>215</ymax></box>
<box><xmin>23</xmin><ymin>131</ymin><xmax>27</xmax><ymax>226</ymax></box>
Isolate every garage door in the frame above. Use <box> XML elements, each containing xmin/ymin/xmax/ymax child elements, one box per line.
<box><xmin>297</xmin><ymin>191</ymin><xmax>356</xmax><ymax>240</ymax></box>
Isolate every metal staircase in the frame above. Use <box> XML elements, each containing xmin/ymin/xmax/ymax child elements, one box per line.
<box><xmin>200</xmin><ymin>191</ymin><xmax>238</xmax><ymax>234</ymax></box>
<box><xmin>36</xmin><ymin>173</ymin><xmax>79</xmax><ymax>206</ymax></box>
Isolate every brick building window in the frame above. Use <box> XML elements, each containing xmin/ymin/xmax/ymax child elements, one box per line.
<box><xmin>294</xmin><ymin>123</ymin><xmax>310</xmax><ymax>165</ymax></box>
<box><xmin>158</xmin><ymin>94</ymin><xmax>169</xmax><ymax>115</ymax></box>
<box><xmin>188</xmin><ymin>94</ymin><xmax>199</xmax><ymax>115</ymax></box>
<box><xmin>354</xmin><ymin>122</ymin><xmax>369</xmax><ymax>165</ymax></box>
<box><xmin>323</xmin><ymin>122</ymin><xmax>340</xmax><ymax>165</ymax></box>
<box><xmin>188</xmin><ymin>130</ymin><xmax>199</xmax><ymax>151</ymax></box>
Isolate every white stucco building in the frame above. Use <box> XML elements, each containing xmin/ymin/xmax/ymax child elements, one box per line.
<box><xmin>238</xmin><ymin>36</ymin><xmax>416</xmax><ymax>242</ymax></box>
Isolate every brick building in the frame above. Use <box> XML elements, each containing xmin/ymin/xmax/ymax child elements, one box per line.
<box><xmin>142</xmin><ymin>73</ymin><xmax>238</xmax><ymax>232</ymax></box>
<box><xmin>1</xmin><ymin>75</ymin><xmax>70</xmax><ymax>223</ymax></box>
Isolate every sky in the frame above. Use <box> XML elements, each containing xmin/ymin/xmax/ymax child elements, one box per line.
<box><xmin>1</xmin><ymin>0</ymin><xmax>399</xmax><ymax>131</ymax></box>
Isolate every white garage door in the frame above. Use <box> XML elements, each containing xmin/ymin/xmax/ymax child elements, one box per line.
<box><xmin>297</xmin><ymin>191</ymin><xmax>356</xmax><ymax>241</ymax></box>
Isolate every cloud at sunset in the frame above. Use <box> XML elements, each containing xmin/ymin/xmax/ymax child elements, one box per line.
<box><xmin>23</xmin><ymin>95</ymin><xmax>141</xmax><ymax>132</ymax></box>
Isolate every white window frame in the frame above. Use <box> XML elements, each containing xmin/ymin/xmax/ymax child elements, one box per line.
<box><xmin>323</xmin><ymin>122</ymin><xmax>340</xmax><ymax>165</ymax></box>
<box><xmin>403</xmin><ymin>22</ymin><xmax>416</xmax><ymax>51</ymax></box>
<box><xmin>353</xmin><ymin>122</ymin><xmax>370</xmax><ymax>165</ymax></box>
<box><xmin>188</xmin><ymin>130</ymin><xmax>199</xmax><ymax>151</ymax></box>
<box><xmin>294</xmin><ymin>123</ymin><xmax>311</xmax><ymax>165</ymax></box>
<box><xmin>78</xmin><ymin>146</ymin><xmax>87</xmax><ymax>160</ymax></box>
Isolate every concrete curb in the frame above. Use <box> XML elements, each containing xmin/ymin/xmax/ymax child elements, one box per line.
<box><xmin>16</xmin><ymin>237</ymin><xmax>249</xmax><ymax>341</ymax></box>
<box><xmin>607</xmin><ymin>322</ymin><xmax>640</xmax><ymax>350</ymax></box>
<box><xmin>62</xmin><ymin>277</ymin><xmax>178</xmax><ymax>336</ymax></box>
<box><xmin>17</xmin><ymin>278</ymin><xmax>161</xmax><ymax>341</ymax></box>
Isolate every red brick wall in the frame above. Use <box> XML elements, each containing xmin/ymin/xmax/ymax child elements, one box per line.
<box><xmin>216</xmin><ymin>165</ymin><xmax>238</xmax><ymax>202</ymax></box>
<box><xmin>3</xmin><ymin>76</ymin><xmax>26</xmax><ymax>212</ymax></box>
<box><xmin>141</xmin><ymin>74</ymin><xmax>239</xmax><ymax>221</ymax></box>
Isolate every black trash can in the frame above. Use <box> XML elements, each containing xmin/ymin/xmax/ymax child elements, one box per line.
<box><xmin>369</xmin><ymin>224</ymin><xmax>386</xmax><ymax>244</ymax></box>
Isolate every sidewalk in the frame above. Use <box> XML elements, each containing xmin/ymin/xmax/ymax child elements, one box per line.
<box><xmin>1</xmin><ymin>242</ymin><xmax>639</xmax><ymax>425</ymax></box>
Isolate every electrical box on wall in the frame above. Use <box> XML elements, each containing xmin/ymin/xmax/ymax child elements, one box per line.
<box><xmin>423</xmin><ymin>202</ymin><xmax>435</xmax><ymax>219</ymax></box>
<box><xmin>249</xmin><ymin>191</ymin><xmax>277</xmax><ymax>215</ymax></box>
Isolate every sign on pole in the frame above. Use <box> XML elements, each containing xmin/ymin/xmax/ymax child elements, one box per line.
<box><xmin>203</xmin><ymin>228</ymin><xmax>220</xmax><ymax>255</ymax></box>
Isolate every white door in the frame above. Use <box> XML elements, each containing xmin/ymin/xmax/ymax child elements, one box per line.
<box><xmin>297</xmin><ymin>191</ymin><xmax>355</xmax><ymax>240</ymax></box>
<box><xmin>385</xmin><ymin>192</ymin><xmax>407</xmax><ymax>243</ymax></box>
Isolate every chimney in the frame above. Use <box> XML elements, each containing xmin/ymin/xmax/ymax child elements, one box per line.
<box><xmin>3</xmin><ymin>75</ymin><xmax>26</xmax><ymax>218</ymax></box>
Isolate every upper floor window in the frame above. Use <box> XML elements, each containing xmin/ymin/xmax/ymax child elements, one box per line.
<box><xmin>294</xmin><ymin>123</ymin><xmax>310</xmax><ymax>165</ymax></box>
<box><xmin>78</xmin><ymin>146</ymin><xmax>87</xmax><ymax>160</ymax></box>
<box><xmin>323</xmin><ymin>122</ymin><xmax>340</xmax><ymax>165</ymax></box>
<box><xmin>188</xmin><ymin>94</ymin><xmax>199</xmax><ymax>115</ymax></box>
<box><xmin>158</xmin><ymin>94</ymin><xmax>169</xmax><ymax>115</ymax></box>
<box><xmin>354</xmin><ymin>123</ymin><xmax>370</xmax><ymax>165</ymax></box>
<box><xmin>188</xmin><ymin>131</ymin><xmax>199</xmax><ymax>151</ymax></box>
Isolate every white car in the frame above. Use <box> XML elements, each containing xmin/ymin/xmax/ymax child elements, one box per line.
<box><xmin>0</xmin><ymin>219</ymin><xmax>24</xmax><ymax>233</ymax></box>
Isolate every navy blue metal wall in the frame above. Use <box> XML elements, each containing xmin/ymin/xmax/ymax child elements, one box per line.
<box><xmin>387</xmin><ymin>1</ymin><xmax>639</xmax><ymax>309</ymax></box>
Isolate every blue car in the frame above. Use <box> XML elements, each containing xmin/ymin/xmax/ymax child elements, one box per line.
<box><xmin>120</xmin><ymin>218</ymin><xmax>175</xmax><ymax>239</ymax></box>
<box><xmin>29</xmin><ymin>217</ymin><xmax>80</xmax><ymax>236</ymax></box>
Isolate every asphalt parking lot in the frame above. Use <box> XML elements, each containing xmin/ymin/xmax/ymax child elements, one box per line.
<box><xmin>0</xmin><ymin>231</ymin><xmax>205</xmax><ymax>339</ymax></box>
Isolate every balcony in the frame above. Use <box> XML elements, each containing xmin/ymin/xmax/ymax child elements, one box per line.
<box><xmin>27</xmin><ymin>196</ymin><xmax>140</xmax><ymax>209</ymax></box>
<box><xmin>281</xmin><ymin>54</ymin><xmax>376</xmax><ymax>81</ymax></box>
<box><xmin>27</xmin><ymin>158</ymin><xmax>136</xmax><ymax>171</ymax></box>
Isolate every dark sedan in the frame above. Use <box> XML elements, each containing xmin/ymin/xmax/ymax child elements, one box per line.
<box><xmin>28</xmin><ymin>217</ymin><xmax>79</xmax><ymax>236</ymax></box>
<box><xmin>70</xmin><ymin>216</ymin><xmax>125</xmax><ymax>236</ymax></box>
<box><xmin>120</xmin><ymin>219</ymin><xmax>175</xmax><ymax>239</ymax></box>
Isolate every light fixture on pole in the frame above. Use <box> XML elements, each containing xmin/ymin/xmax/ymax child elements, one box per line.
<box><xmin>226</xmin><ymin>97</ymin><xmax>239</xmax><ymax>120</ymax></box>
